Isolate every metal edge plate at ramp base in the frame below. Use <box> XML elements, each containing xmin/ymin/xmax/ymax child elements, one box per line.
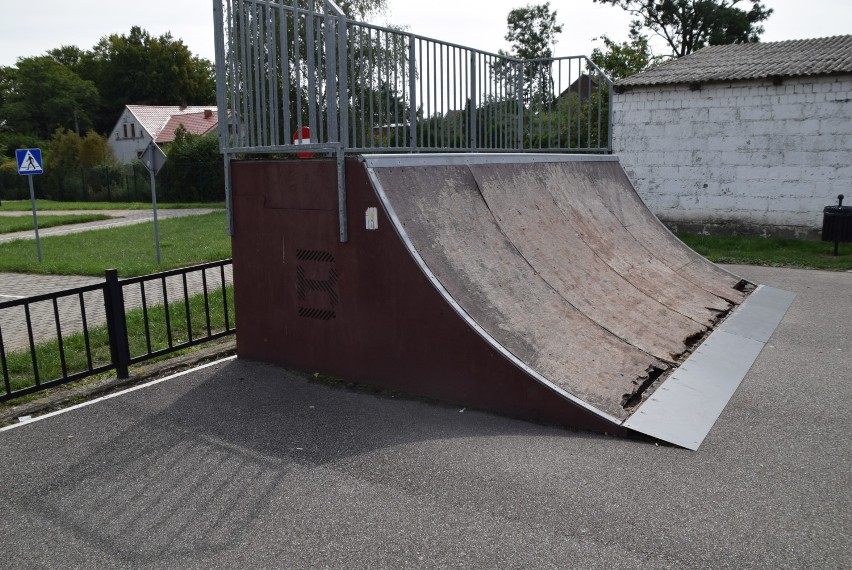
<box><xmin>623</xmin><ymin>285</ymin><xmax>796</xmax><ymax>450</ymax></box>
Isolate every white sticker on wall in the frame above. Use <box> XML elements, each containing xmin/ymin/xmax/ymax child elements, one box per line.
<box><xmin>366</xmin><ymin>207</ymin><xmax>378</xmax><ymax>230</ymax></box>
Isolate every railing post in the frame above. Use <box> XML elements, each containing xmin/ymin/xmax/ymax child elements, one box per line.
<box><xmin>469</xmin><ymin>52</ymin><xmax>477</xmax><ymax>150</ymax></box>
<box><xmin>104</xmin><ymin>269</ymin><xmax>130</xmax><ymax>379</ymax></box>
<box><xmin>409</xmin><ymin>34</ymin><xmax>418</xmax><ymax>151</ymax></box>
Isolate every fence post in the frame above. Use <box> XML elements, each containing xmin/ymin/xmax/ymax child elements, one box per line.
<box><xmin>103</xmin><ymin>269</ymin><xmax>130</xmax><ymax>379</ymax></box>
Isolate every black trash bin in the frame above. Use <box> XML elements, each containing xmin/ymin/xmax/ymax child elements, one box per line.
<box><xmin>822</xmin><ymin>194</ymin><xmax>852</xmax><ymax>255</ymax></box>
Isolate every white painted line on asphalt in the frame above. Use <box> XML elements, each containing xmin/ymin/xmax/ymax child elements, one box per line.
<box><xmin>0</xmin><ymin>355</ymin><xmax>237</xmax><ymax>432</ymax></box>
<box><xmin>0</xmin><ymin>294</ymin><xmax>26</xmax><ymax>299</ymax></box>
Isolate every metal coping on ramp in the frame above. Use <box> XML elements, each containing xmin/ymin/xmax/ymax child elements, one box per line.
<box><xmin>623</xmin><ymin>285</ymin><xmax>796</xmax><ymax>450</ymax></box>
<box><xmin>362</xmin><ymin>153</ymin><xmax>796</xmax><ymax>450</ymax></box>
<box><xmin>362</xmin><ymin>153</ymin><xmax>619</xmax><ymax>169</ymax></box>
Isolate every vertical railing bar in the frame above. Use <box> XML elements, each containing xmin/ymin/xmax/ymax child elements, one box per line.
<box><xmin>78</xmin><ymin>292</ymin><xmax>93</xmax><ymax>370</ymax></box>
<box><xmin>376</xmin><ymin>32</ymin><xmax>384</xmax><ymax>145</ymax></box>
<box><xmin>453</xmin><ymin>46</ymin><xmax>458</xmax><ymax>148</ymax></box>
<box><xmin>367</xmin><ymin>29</ymin><xmax>375</xmax><ymax>146</ymax></box>
<box><xmin>357</xmin><ymin>27</ymin><xmax>366</xmax><ymax>148</ymax></box>
<box><xmin>557</xmin><ymin>60</ymin><xmax>562</xmax><ymax>149</ymax></box>
<box><xmin>469</xmin><ymin>51</ymin><xmax>476</xmax><ymax>150</ymax></box>
<box><xmin>305</xmin><ymin>3</ymin><xmax>317</xmax><ymax>139</ymax></box>
<box><xmin>587</xmin><ymin>63</ymin><xmax>592</xmax><ymax>149</ymax></box>
<box><xmin>229</xmin><ymin>1</ymin><xmax>244</xmax><ymax>148</ymax></box>
<box><xmin>0</xmin><ymin>324</ymin><xmax>10</xmax><ymax>397</ymax></box>
<box><xmin>279</xmin><ymin>1</ymin><xmax>291</xmax><ymax>139</ymax></box>
<box><xmin>251</xmin><ymin>2</ymin><xmax>263</xmax><ymax>145</ymax></box>
<box><xmin>52</xmin><ymin>298</ymin><xmax>68</xmax><ymax>379</ymax></box>
<box><xmin>202</xmin><ymin>269</ymin><xmax>212</xmax><ymax>336</ymax></box>
<box><xmin>437</xmin><ymin>43</ymin><xmax>443</xmax><ymax>148</ymax></box>
<box><xmin>238</xmin><ymin>1</ymin><xmax>252</xmax><ymax>147</ymax></box>
<box><xmin>140</xmin><ymin>280</ymin><xmax>152</xmax><ymax>354</ymax></box>
<box><xmin>408</xmin><ymin>34</ymin><xmax>417</xmax><ymax>150</ymax></box>
<box><xmin>548</xmin><ymin>61</ymin><xmax>554</xmax><ymax>149</ymax></box>
<box><xmin>182</xmin><ymin>272</ymin><xmax>193</xmax><ymax>343</ymax></box>
<box><xmin>418</xmin><ymin>38</ymin><xmax>424</xmax><ymax>148</ymax></box>
<box><xmin>385</xmin><ymin>33</ymin><xmax>391</xmax><ymax>145</ymax></box>
<box><xmin>257</xmin><ymin>2</ymin><xmax>268</xmax><ymax>145</ymax></box>
<box><xmin>576</xmin><ymin>59</ymin><xmax>581</xmax><ymax>148</ymax></box>
<box><xmin>221</xmin><ymin>264</ymin><xmax>231</xmax><ymax>331</ymax></box>
<box><xmin>429</xmin><ymin>41</ymin><xmax>435</xmax><ymax>148</ymax></box>
<box><xmin>324</xmin><ymin>7</ymin><xmax>338</xmax><ymax>145</ymax></box>
<box><xmin>162</xmin><ymin>276</ymin><xmax>173</xmax><ymax>348</ymax></box>
<box><xmin>266</xmin><ymin>1</ymin><xmax>279</xmax><ymax>146</ymax></box>
<box><xmin>293</xmin><ymin>3</ymin><xmax>303</xmax><ymax>140</ymax></box>
<box><xmin>24</xmin><ymin>304</ymin><xmax>39</xmax><ymax>386</ymax></box>
<box><xmin>393</xmin><ymin>33</ymin><xmax>400</xmax><ymax>147</ymax></box>
<box><xmin>337</xmin><ymin>10</ymin><xmax>349</xmax><ymax>153</ymax></box>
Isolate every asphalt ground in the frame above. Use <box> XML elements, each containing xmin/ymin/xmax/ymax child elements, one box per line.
<box><xmin>0</xmin><ymin>264</ymin><xmax>849</xmax><ymax>569</ymax></box>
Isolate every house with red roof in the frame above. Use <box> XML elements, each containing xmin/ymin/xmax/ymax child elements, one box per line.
<box><xmin>108</xmin><ymin>105</ymin><xmax>219</xmax><ymax>164</ymax></box>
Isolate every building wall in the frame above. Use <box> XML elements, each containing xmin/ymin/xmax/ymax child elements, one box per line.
<box><xmin>613</xmin><ymin>74</ymin><xmax>852</xmax><ymax>237</ymax></box>
<box><xmin>108</xmin><ymin>109</ymin><xmax>153</xmax><ymax>164</ymax></box>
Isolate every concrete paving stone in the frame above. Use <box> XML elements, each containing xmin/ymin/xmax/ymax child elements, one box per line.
<box><xmin>0</xmin><ymin>266</ymin><xmax>233</xmax><ymax>353</ymax></box>
<box><xmin>0</xmin><ymin>208</ymin><xmax>231</xmax><ymax>353</ymax></box>
<box><xmin>0</xmin><ymin>208</ymin><xmax>218</xmax><ymax>244</ymax></box>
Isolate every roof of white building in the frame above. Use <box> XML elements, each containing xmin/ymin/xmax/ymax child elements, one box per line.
<box><xmin>125</xmin><ymin>105</ymin><xmax>218</xmax><ymax>142</ymax></box>
<box><xmin>617</xmin><ymin>35</ymin><xmax>852</xmax><ymax>88</ymax></box>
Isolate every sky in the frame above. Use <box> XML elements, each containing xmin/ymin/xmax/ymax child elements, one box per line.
<box><xmin>0</xmin><ymin>1</ymin><xmax>850</xmax><ymax>68</ymax></box>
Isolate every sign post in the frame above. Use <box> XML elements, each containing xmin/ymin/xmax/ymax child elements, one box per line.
<box><xmin>140</xmin><ymin>141</ymin><xmax>167</xmax><ymax>264</ymax></box>
<box><xmin>15</xmin><ymin>148</ymin><xmax>45</xmax><ymax>262</ymax></box>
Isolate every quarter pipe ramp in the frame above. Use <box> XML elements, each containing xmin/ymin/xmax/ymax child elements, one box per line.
<box><xmin>231</xmin><ymin>154</ymin><xmax>794</xmax><ymax>449</ymax></box>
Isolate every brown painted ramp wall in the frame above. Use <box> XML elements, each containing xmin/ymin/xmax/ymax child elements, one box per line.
<box><xmin>230</xmin><ymin>159</ymin><xmax>625</xmax><ymax>435</ymax></box>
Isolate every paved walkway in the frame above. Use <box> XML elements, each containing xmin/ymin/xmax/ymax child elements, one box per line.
<box><xmin>0</xmin><ymin>208</ymin><xmax>218</xmax><ymax>244</ymax></box>
<box><xmin>0</xmin><ymin>208</ymin><xmax>231</xmax><ymax>352</ymax></box>
<box><xmin>0</xmin><ymin>267</ymin><xmax>233</xmax><ymax>352</ymax></box>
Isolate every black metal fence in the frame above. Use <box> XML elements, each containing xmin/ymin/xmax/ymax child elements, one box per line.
<box><xmin>0</xmin><ymin>160</ymin><xmax>225</xmax><ymax>204</ymax></box>
<box><xmin>0</xmin><ymin>259</ymin><xmax>235</xmax><ymax>401</ymax></box>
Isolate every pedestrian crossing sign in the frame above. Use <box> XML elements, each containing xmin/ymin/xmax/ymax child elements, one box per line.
<box><xmin>16</xmin><ymin>148</ymin><xmax>44</xmax><ymax>175</ymax></box>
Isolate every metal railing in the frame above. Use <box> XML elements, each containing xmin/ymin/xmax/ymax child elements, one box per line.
<box><xmin>213</xmin><ymin>0</ymin><xmax>612</xmax><ymax>155</ymax></box>
<box><xmin>212</xmin><ymin>0</ymin><xmax>613</xmax><ymax>241</ymax></box>
<box><xmin>0</xmin><ymin>260</ymin><xmax>235</xmax><ymax>402</ymax></box>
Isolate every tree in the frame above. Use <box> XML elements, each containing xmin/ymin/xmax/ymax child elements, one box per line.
<box><xmin>590</xmin><ymin>32</ymin><xmax>654</xmax><ymax>80</ymax></box>
<box><xmin>504</xmin><ymin>2</ymin><xmax>563</xmax><ymax>61</ymax></box>
<box><xmin>592</xmin><ymin>0</ymin><xmax>773</xmax><ymax>58</ymax></box>
<box><xmin>502</xmin><ymin>3</ymin><xmax>563</xmax><ymax>105</ymax></box>
<box><xmin>337</xmin><ymin>0</ymin><xmax>388</xmax><ymax>19</ymax></box>
<box><xmin>0</xmin><ymin>56</ymin><xmax>100</xmax><ymax>140</ymax></box>
<box><xmin>80</xmin><ymin>27</ymin><xmax>216</xmax><ymax>132</ymax></box>
<box><xmin>79</xmin><ymin>131</ymin><xmax>113</xmax><ymax>168</ymax></box>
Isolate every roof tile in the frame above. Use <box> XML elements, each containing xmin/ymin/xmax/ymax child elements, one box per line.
<box><xmin>617</xmin><ymin>35</ymin><xmax>852</xmax><ymax>88</ymax></box>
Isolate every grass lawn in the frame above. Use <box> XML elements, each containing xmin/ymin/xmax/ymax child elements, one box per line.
<box><xmin>0</xmin><ymin>211</ymin><xmax>231</xmax><ymax>276</ymax></box>
<box><xmin>0</xmin><ymin>214</ymin><xmax>112</xmax><ymax>234</ymax></box>
<box><xmin>0</xmin><ymin>199</ymin><xmax>225</xmax><ymax>211</ymax></box>
<box><xmin>1</xmin><ymin>286</ymin><xmax>235</xmax><ymax>402</ymax></box>
<box><xmin>678</xmin><ymin>233</ymin><xmax>852</xmax><ymax>271</ymax></box>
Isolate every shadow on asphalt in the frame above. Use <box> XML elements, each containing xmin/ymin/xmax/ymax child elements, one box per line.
<box><xmin>11</xmin><ymin>358</ymin><xmax>620</xmax><ymax>563</ymax></box>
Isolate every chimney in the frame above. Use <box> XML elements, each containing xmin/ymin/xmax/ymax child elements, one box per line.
<box><xmin>204</xmin><ymin>109</ymin><xmax>213</xmax><ymax>119</ymax></box>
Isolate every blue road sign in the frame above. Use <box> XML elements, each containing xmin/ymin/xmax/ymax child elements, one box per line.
<box><xmin>16</xmin><ymin>148</ymin><xmax>44</xmax><ymax>175</ymax></box>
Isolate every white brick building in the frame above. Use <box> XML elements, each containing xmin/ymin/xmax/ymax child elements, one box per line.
<box><xmin>613</xmin><ymin>36</ymin><xmax>852</xmax><ymax>238</ymax></box>
<box><xmin>108</xmin><ymin>105</ymin><xmax>219</xmax><ymax>164</ymax></box>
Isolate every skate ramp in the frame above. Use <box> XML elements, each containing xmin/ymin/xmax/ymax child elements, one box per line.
<box><xmin>230</xmin><ymin>154</ymin><xmax>794</xmax><ymax>449</ymax></box>
<box><xmin>363</xmin><ymin>154</ymin><xmax>793</xmax><ymax>448</ymax></box>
